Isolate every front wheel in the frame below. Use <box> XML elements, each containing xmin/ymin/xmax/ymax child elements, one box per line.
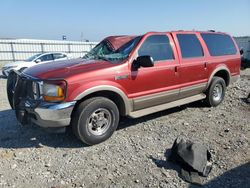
<box><xmin>205</xmin><ymin>76</ymin><xmax>226</xmax><ymax>107</ymax></box>
<box><xmin>71</xmin><ymin>97</ymin><xmax>119</xmax><ymax>145</ymax></box>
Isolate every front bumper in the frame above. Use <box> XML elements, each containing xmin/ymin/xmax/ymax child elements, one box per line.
<box><xmin>10</xmin><ymin>71</ymin><xmax>76</xmax><ymax>128</ymax></box>
<box><xmin>23</xmin><ymin>101</ymin><xmax>76</xmax><ymax>128</ymax></box>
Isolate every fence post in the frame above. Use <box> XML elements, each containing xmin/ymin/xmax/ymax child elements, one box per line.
<box><xmin>41</xmin><ymin>43</ymin><xmax>44</xmax><ymax>53</ymax></box>
<box><xmin>68</xmin><ymin>43</ymin><xmax>71</xmax><ymax>53</ymax></box>
<box><xmin>10</xmin><ymin>42</ymin><xmax>15</xmax><ymax>62</ymax></box>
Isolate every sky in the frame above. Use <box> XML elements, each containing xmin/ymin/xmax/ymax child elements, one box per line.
<box><xmin>0</xmin><ymin>0</ymin><xmax>249</xmax><ymax>41</ymax></box>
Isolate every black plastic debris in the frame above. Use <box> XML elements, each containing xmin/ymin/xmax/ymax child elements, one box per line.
<box><xmin>247</xmin><ymin>93</ymin><xmax>250</xmax><ymax>103</ymax></box>
<box><xmin>169</xmin><ymin>136</ymin><xmax>212</xmax><ymax>185</ymax></box>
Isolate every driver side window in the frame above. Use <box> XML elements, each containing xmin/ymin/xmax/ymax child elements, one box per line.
<box><xmin>138</xmin><ymin>35</ymin><xmax>174</xmax><ymax>62</ymax></box>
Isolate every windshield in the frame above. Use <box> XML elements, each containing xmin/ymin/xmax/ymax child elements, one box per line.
<box><xmin>83</xmin><ymin>36</ymin><xmax>141</xmax><ymax>63</ymax></box>
<box><xmin>25</xmin><ymin>54</ymin><xmax>42</xmax><ymax>62</ymax></box>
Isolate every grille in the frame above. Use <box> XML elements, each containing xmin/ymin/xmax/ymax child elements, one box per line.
<box><xmin>13</xmin><ymin>74</ymin><xmax>40</xmax><ymax>108</ymax></box>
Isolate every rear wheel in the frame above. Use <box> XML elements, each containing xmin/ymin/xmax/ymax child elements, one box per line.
<box><xmin>71</xmin><ymin>97</ymin><xmax>119</xmax><ymax>145</ymax></box>
<box><xmin>205</xmin><ymin>76</ymin><xmax>226</xmax><ymax>107</ymax></box>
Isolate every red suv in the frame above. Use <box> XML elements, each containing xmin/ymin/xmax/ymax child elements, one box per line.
<box><xmin>7</xmin><ymin>31</ymin><xmax>240</xmax><ymax>145</ymax></box>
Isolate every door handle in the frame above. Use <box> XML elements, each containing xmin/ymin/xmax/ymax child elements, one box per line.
<box><xmin>174</xmin><ymin>66</ymin><xmax>178</xmax><ymax>72</ymax></box>
<box><xmin>204</xmin><ymin>62</ymin><xmax>208</xmax><ymax>69</ymax></box>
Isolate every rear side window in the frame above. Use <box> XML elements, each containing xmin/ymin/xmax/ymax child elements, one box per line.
<box><xmin>138</xmin><ymin>35</ymin><xmax>174</xmax><ymax>62</ymax></box>
<box><xmin>201</xmin><ymin>33</ymin><xmax>237</xmax><ymax>56</ymax></box>
<box><xmin>53</xmin><ymin>53</ymin><xmax>67</xmax><ymax>59</ymax></box>
<box><xmin>177</xmin><ymin>34</ymin><xmax>204</xmax><ymax>58</ymax></box>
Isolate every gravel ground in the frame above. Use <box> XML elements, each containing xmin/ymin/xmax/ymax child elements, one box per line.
<box><xmin>0</xmin><ymin>70</ymin><xmax>249</xmax><ymax>188</ymax></box>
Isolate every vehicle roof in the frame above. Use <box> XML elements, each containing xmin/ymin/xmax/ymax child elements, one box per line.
<box><xmin>104</xmin><ymin>35</ymin><xmax>138</xmax><ymax>51</ymax></box>
<box><xmin>103</xmin><ymin>30</ymin><xmax>230</xmax><ymax>50</ymax></box>
<box><xmin>143</xmin><ymin>30</ymin><xmax>229</xmax><ymax>35</ymax></box>
<box><xmin>171</xmin><ymin>30</ymin><xmax>229</xmax><ymax>35</ymax></box>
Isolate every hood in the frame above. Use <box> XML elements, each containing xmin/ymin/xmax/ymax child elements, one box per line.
<box><xmin>4</xmin><ymin>61</ymin><xmax>27</xmax><ymax>67</ymax></box>
<box><xmin>23</xmin><ymin>58</ymin><xmax>116</xmax><ymax>79</ymax></box>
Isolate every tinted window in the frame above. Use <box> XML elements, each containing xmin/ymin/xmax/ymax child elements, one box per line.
<box><xmin>177</xmin><ymin>34</ymin><xmax>204</xmax><ymax>58</ymax></box>
<box><xmin>201</xmin><ymin>33</ymin><xmax>237</xmax><ymax>56</ymax></box>
<box><xmin>138</xmin><ymin>35</ymin><xmax>174</xmax><ymax>61</ymax></box>
<box><xmin>53</xmin><ymin>53</ymin><xmax>66</xmax><ymax>59</ymax></box>
<box><xmin>39</xmin><ymin>54</ymin><xmax>54</xmax><ymax>62</ymax></box>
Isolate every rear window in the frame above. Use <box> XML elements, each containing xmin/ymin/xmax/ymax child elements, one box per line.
<box><xmin>177</xmin><ymin>34</ymin><xmax>204</xmax><ymax>58</ymax></box>
<box><xmin>201</xmin><ymin>33</ymin><xmax>237</xmax><ymax>56</ymax></box>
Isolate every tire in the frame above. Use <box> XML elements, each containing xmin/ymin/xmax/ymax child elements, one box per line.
<box><xmin>71</xmin><ymin>97</ymin><xmax>119</xmax><ymax>145</ymax></box>
<box><xmin>205</xmin><ymin>76</ymin><xmax>226</xmax><ymax>107</ymax></box>
<box><xmin>7</xmin><ymin>71</ymin><xmax>17</xmax><ymax>109</ymax></box>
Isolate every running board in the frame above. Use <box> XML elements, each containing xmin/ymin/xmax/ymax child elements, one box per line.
<box><xmin>129</xmin><ymin>94</ymin><xmax>206</xmax><ymax>118</ymax></box>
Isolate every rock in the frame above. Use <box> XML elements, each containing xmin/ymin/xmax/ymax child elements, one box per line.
<box><xmin>62</xmin><ymin>153</ymin><xmax>68</xmax><ymax>157</ymax></box>
<box><xmin>36</xmin><ymin>143</ymin><xmax>44</xmax><ymax>148</ymax></box>
<box><xmin>11</xmin><ymin>164</ymin><xmax>17</xmax><ymax>169</ymax></box>
<box><xmin>45</xmin><ymin>162</ymin><xmax>51</xmax><ymax>167</ymax></box>
<box><xmin>219</xmin><ymin>165</ymin><xmax>224</xmax><ymax>169</ymax></box>
<box><xmin>161</xmin><ymin>170</ymin><xmax>171</xmax><ymax>178</ymax></box>
<box><xmin>219</xmin><ymin>133</ymin><xmax>224</xmax><ymax>137</ymax></box>
<box><xmin>135</xmin><ymin>179</ymin><xmax>139</xmax><ymax>183</ymax></box>
<box><xmin>223</xmin><ymin>145</ymin><xmax>231</xmax><ymax>150</ymax></box>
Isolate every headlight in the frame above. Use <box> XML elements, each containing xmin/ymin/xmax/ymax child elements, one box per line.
<box><xmin>41</xmin><ymin>81</ymin><xmax>67</xmax><ymax>102</ymax></box>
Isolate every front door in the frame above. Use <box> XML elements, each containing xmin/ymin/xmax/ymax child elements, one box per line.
<box><xmin>126</xmin><ymin>34</ymin><xmax>180</xmax><ymax>111</ymax></box>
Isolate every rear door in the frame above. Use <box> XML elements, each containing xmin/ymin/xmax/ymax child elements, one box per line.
<box><xmin>172</xmin><ymin>32</ymin><xmax>208</xmax><ymax>98</ymax></box>
<box><xmin>127</xmin><ymin>33</ymin><xmax>180</xmax><ymax>111</ymax></box>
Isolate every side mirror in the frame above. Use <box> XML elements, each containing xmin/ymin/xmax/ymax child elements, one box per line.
<box><xmin>133</xmin><ymin>55</ymin><xmax>154</xmax><ymax>70</ymax></box>
<box><xmin>240</xmin><ymin>48</ymin><xmax>244</xmax><ymax>55</ymax></box>
<box><xmin>35</xmin><ymin>59</ymin><xmax>41</xmax><ymax>63</ymax></box>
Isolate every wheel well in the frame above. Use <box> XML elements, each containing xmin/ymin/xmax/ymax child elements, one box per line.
<box><xmin>214</xmin><ymin>70</ymin><xmax>230</xmax><ymax>86</ymax></box>
<box><xmin>73</xmin><ymin>90</ymin><xmax>126</xmax><ymax>116</ymax></box>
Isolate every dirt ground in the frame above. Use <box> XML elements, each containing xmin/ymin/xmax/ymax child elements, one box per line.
<box><xmin>0</xmin><ymin>70</ymin><xmax>249</xmax><ymax>188</ymax></box>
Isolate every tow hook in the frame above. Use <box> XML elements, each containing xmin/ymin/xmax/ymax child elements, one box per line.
<box><xmin>16</xmin><ymin>109</ymin><xmax>28</xmax><ymax>126</ymax></box>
